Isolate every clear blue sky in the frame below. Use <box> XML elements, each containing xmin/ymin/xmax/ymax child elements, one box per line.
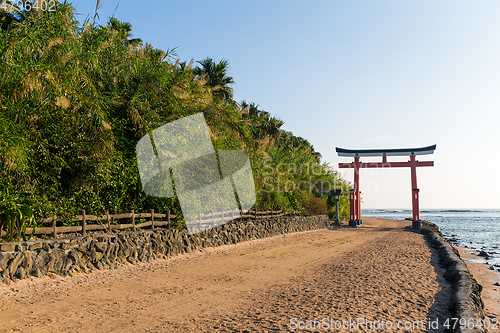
<box><xmin>70</xmin><ymin>0</ymin><xmax>500</xmax><ymax>209</ymax></box>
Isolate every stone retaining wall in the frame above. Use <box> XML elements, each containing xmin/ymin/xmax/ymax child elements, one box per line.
<box><xmin>0</xmin><ymin>215</ymin><xmax>328</xmax><ymax>284</ymax></box>
<box><xmin>422</xmin><ymin>221</ymin><xmax>486</xmax><ymax>333</ymax></box>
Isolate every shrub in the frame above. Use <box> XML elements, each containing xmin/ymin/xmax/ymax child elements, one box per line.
<box><xmin>301</xmin><ymin>196</ymin><xmax>327</xmax><ymax>216</ymax></box>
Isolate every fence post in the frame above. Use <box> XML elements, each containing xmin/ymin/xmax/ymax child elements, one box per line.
<box><xmin>199</xmin><ymin>211</ymin><xmax>202</xmax><ymax>231</ymax></box>
<box><xmin>132</xmin><ymin>210</ymin><xmax>136</xmax><ymax>231</ymax></box>
<box><xmin>106</xmin><ymin>210</ymin><xmax>111</xmax><ymax>232</ymax></box>
<box><xmin>150</xmin><ymin>209</ymin><xmax>155</xmax><ymax>230</ymax></box>
<box><xmin>51</xmin><ymin>218</ymin><xmax>57</xmax><ymax>238</ymax></box>
<box><xmin>81</xmin><ymin>209</ymin><xmax>87</xmax><ymax>236</ymax></box>
<box><xmin>166</xmin><ymin>210</ymin><xmax>170</xmax><ymax>228</ymax></box>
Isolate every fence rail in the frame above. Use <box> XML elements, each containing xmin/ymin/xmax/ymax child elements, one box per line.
<box><xmin>14</xmin><ymin>209</ymin><xmax>287</xmax><ymax>238</ymax></box>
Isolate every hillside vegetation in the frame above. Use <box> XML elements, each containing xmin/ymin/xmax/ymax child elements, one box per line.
<box><xmin>0</xmin><ymin>2</ymin><xmax>351</xmax><ymax>239</ymax></box>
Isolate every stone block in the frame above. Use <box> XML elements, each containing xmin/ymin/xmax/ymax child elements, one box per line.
<box><xmin>22</xmin><ymin>251</ymin><xmax>33</xmax><ymax>271</ymax></box>
<box><xmin>29</xmin><ymin>243</ymin><xmax>43</xmax><ymax>251</ymax></box>
<box><xmin>61</xmin><ymin>242</ymin><xmax>71</xmax><ymax>250</ymax></box>
<box><xmin>0</xmin><ymin>253</ymin><xmax>14</xmax><ymax>271</ymax></box>
<box><xmin>9</xmin><ymin>252</ymin><xmax>24</xmax><ymax>277</ymax></box>
<box><xmin>0</xmin><ymin>243</ymin><xmax>16</xmax><ymax>252</ymax></box>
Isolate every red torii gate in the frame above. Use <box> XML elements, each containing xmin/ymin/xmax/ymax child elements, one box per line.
<box><xmin>336</xmin><ymin>145</ymin><xmax>436</xmax><ymax>229</ymax></box>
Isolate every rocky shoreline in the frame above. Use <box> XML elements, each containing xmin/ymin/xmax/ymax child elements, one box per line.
<box><xmin>422</xmin><ymin>221</ymin><xmax>487</xmax><ymax>333</ymax></box>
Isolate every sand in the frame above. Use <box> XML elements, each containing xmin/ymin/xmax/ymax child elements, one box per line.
<box><xmin>0</xmin><ymin>218</ymin><xmax>453</xmax><ymax>332</ymax></box>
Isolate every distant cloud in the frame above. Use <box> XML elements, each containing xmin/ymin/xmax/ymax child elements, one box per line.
<box><xmin>358</xmin><ymin>135</ymin><xmax>394</xmax><ymax>145</ymax></box>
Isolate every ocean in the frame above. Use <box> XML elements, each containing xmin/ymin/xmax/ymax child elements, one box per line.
<box><xmin>363</xmin><ymin>209</ymin><xmax>500</xmax><ymax>266</ymax></box>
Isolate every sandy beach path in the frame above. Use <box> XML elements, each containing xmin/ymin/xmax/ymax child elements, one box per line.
<box><xmin>0</xmin><ymin>218</ymin><xmax>452</xmax><ymax>332</ymax></box>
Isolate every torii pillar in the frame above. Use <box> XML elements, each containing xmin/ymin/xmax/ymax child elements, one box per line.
<box><xmin>336</xmin><ymin>145</ymin><xmax>436</xmax><ymax>229</ymax></box>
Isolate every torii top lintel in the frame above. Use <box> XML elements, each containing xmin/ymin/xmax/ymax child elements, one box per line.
<box><xmin>335</xmin><ymin>144</ymin><xmax>436</xmax><ymax>157</ymax></box>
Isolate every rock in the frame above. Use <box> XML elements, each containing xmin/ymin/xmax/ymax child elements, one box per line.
<box><xmin>28</xmin><ymin>243</ymin><xmax>42</xmax><ymax>251</ymax></box>
<box><xmin>104</xmin><ymin>243</ymin><xmax>113</xmax><ymax>257</ymax></box>
<box><xmin>62</xmin><ymin>258</ymin><xmax>73</xmax><ymax>272</ymax></box>
<box><xmin>0</xmin><ymin>243</ymin><xmax>16</xmax><ymax>252</ymax></box>
<box><xmin>68</xmin><ymin>250</ymin><xmax>82</xmax><ymax>262</ymax></box>
<box><xmin>9</xmin><ymin>252</ymin><xmax>24</xmax><ymax>277</ymax></box>
<box><xmin>15</xmin><ymin>266</ymin><xmax>26</xmax><ymax>280</ymax></box>
<box><xmin>494</xmin><ymin>282</ymin><xmax>500</xmax><ymax>286</ymax></box>
<box><xmin>61</xmin><ymin>242</ymin><xmax>71</xmax><ymax>250</ymax></box>
<box><xmin>22</xmin><ymin>251</ymin><xmax>33</xmax><ymax>271</ymax></box>
<box><xmin>42</xmin><ymin>243</ymin><xmax>50</xmax><ymax>252</ymax></box>
<box><xmin>70</xmin><ymin>238</ymin><xmax>80</xmax><ymax>246</ymax></box>
<box><xmin>93</xmin><ymin>241</ymin><xmax>105</xmax><ymax>253</ymax></box>
<box><xmin>30</xmin><ymin>267</ymin><xmax>42</xmax><ymax>278</ymax></box>
<box><xmin>77</xmin><ymin>245</ymin><xmax>90</xmax><ymax>256</ymax></box>
<box><xmin>478</xmin><ymin>250</ymin><xmax>490</xmax><ymax>258</ymax></box>
<box><xmin>0</xmin><ymin>253</ymin><xmax>14</xmax><ymax>271</ymax></box>
<box><xmin>78</xmin><ymin>264</ymin><xmax>88</xmax><ymax>274</ymax></box>
<box><xmin>91</xmin><ymin>248</ymin><xmax>105</xmax><ymax>263</ymax></box>
<box><xmin>54</xmin><ymin>257</ymin><xmax>64</xmax><ymax>272</ymax></box>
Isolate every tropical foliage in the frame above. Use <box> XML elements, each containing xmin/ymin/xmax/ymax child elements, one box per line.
<box><xmin>0</xmin><ymin>1</ymin><xmax>350</xmax><ymax>240</ymax></box>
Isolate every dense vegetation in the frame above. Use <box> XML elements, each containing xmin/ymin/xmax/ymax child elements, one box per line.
<box><xmin>0</xmin><ymin>1</ymin><xmax>351</xmax><ymax>239</ymax></box>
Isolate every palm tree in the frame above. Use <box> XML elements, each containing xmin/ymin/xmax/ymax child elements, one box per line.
<box><xmin>194</xmin><ymin>58</ymin><xmax>234</xmax><ymax>101</ymax></box>
<box><xmin>240</xmin><ymin>101</ymin><xmax>284</xmax><ymax>139</ymax></box>
<box><xmin>0</xmin><ymin>0</ymin><xmax>26</xmax><ymax>31</ymax></box>
<box><xmin>108</xmin><ymin>17</ymin><xmax>142</xmax><ymax>48</ymax></box>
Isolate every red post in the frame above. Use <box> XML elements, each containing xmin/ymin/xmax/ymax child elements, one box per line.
<box><xmin>412</xmin><ymin>189</ymin><xmax>420</xmax><ymax>221</ymax></box>
<box><xmin>410</xmin><ymin>155</ymin><xmax>421</xmax><ymax>229</ymax></box>
<box><xmin>349</xmin><ymin>190</ymin><xmax>356</xmax><ymax>221</ymax></box>
<box><xmin>410</xmin><ymin>155</ymin><xmax>419</xmax><ymax>221</ymax></box>
<box><xmin>349</xmin><ymin>189</ymin><xmax>357</xmax><ymax>227</ymax></box>
<box><xmin>354</xmin><ymin>156</ymin><xmax>361</xmax><ymax>221</ymax></box>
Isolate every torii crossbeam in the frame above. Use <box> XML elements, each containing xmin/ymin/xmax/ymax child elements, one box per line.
<box><xmin>336</xmin><ymin>145</ymin><xmax>436</xmax><ymax>229</ymax></box>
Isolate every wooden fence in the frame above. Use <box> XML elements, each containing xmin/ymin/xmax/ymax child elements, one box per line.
<box><xmin>20</xmin><ymin>209</ymin><xmax>287</xmax><ymax>238</ymax></box>
<box><xmin>188</xmin><ymin>209</ymin><xmax>288</xmax><ymax>230</ymax></box>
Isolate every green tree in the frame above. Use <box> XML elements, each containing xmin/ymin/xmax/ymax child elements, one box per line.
<box><xmin>108</xmin><ymin>17</ymin><xmax>142</xmax><ymax>48</ymax></box>
<box><xmin>194</xmin><ymin>58</ymin><xmax>234</xmax><ymax>101</ymax></box>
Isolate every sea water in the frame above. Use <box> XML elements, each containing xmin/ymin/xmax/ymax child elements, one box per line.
<box><xmin>363</xmin><ymin>209</ymin><xmax>500</xmax><ymax>266</ymax></box>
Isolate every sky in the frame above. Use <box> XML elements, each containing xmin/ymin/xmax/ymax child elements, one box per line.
<box><xmin>68</xmin><ymin>0</ymin><xmax>500</xmax><ymax>209</ymax></box>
